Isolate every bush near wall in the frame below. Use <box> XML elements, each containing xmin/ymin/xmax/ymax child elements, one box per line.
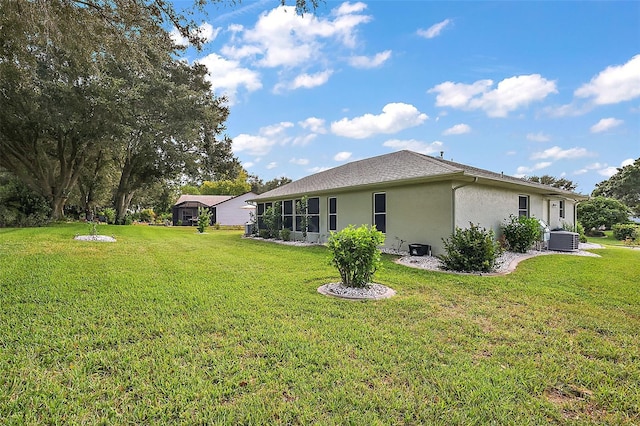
<box><xmin>438</xmin><ymin>223</ymin><xmax>501</xmax><ymax>273</ymax></box>
<box><xmin>502</xmin><ymin>215</ymin><xmax>541</xmax><ymax>253</ymax></box>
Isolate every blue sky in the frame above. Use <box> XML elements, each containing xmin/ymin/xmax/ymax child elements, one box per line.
<box><xmin>172</xmin><ymin>0</ymin><xmax>639</xmax><ymax>194</ymax></box>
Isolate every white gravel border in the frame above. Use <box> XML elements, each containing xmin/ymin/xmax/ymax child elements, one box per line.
<box><xmin>394</xmin><ymin>243</ymin><xmax>603</xmax><ymax>275</ymax></box>
<box><xmin>318</xmin><ymin>282</ymin><xmax>396</xmax><ymax>300</ymax></box>
<box><xmin>74</xmin><ymin>235</ymin><xmax>116</xmax><ymax>242</ymax></box>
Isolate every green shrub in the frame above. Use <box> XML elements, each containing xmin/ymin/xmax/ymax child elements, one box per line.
<box><xmin>501</xmin><ymin>215</ymin><xmax>541</xmax><ymax>253</ymax></box>
<box><xmin>197</xmin><ymin>207</ymin><xmax>211</xmax><ymax>233</ymax></box>
<box><xmin>98</xmin><ymin>208</ymin><xmax>116</xmax><ymax>225</ymax></box>
<box><xmin>0</xmin><ymin>173</ymin><xmax>51</xmax><ymax>227</ymax></box>
<box><xmin>327</xmin><ymin>225</ymin><xmax>385</xmax><ymax>288</ymax></box>
<box><xmin>262</xmin><ymin>202</ymin><xmax>282</xmax><ymax>239</ymax></box>
<box><xmin>280</xmin><ymin>228</ymin><xmax>291</xmax><ymax>241</ymax></box>
<box><xmin>562</xmin><ymin>221</ymin><xmax>587</xmax><ymax>243</ymax></box>
<box><xmin>438</xmin><ymin>223</ymin><xmax>501</xmax><ymax>273</ymax></box>
<box><xmin>258</xmin><ymin>229</ymin><xmax>270</xmax><ymax>239</ymax></box>
<box><xmin>612</xmin><ymin>223</ymin><xmax>638</xmax><ymax>241</ymax></box>
<box><xmin>140</xmin><ymin>208</ymin><xmax>155</xmax><ymax>223</ymax></box>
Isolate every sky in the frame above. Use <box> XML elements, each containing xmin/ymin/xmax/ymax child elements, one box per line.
<box><xmin>171</xmin><ymin>0</ymin><xmax>640</xmax><ymax>194</ymax></box>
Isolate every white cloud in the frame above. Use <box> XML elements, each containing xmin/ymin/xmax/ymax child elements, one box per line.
<box><xmin>575</xmin><ymin>54</ymin><xmax>640</xmax><ymax>105</ymax></box>
<box><xmin>429</xmin><ymin>74</ymin><xmax>557</xmax><ymax>117</ymax></box>
<box><xmin>526</xmin><ymin>132</ymin><xmax>551</xmax><ymax>142</ymax></box>
<box><xmin>383</xmin><ymin>139</ymin><xmax>444</xmax><ymax>155</ymax></box>
<box><xmin>516</xmin><ymin>162</ymin><xmax>552</xmax><ymax>176</ymax></box>
<box><xmin>334</xmin><ymin>2</ymin><xmax>367</xmax><ymax>15</ymax></box>
<box><xmin>292</xmin><ymin>134</ymin><xmax>317</xmax><ymax>146</ymax></box>
<box><xmin>275</xmin><ymin>70</ymin><xmax>333</xmax><ymax>92</ymax></box>
<box><xmin>243</xmin><ymin>161</ymin><xmax>255</xmax><ymax>169</ymax></box>
<box><xmin>531</xmin><ymin>146</ymin><xmax>593</xmax><ymax>160</ymax></box>
<box><xmin>266</xmin><ymin>162</ymin><xmax>278</xmax><ymax>169</ymax></box>
<box><xmin>334</xmin><ymin>151</ymin><xmax>352</xmax><ymax>161</ymax></box>
<box><xmin>197</xmin><ymin>53</ymin><xmax>262</xmax><ymax>103</ymax></box>
<box><xmin>598</xmin><ymin>167</ymin><xmax>619</xmax><ymax>177</ymax></box>
<box><xmin>331</xmin><ymin>103</ymin><xmax>428</xmax><ymax>139</ymax></box>
<box><xmin>170</xmin><ymin>23</ymin><xmax>220</xmax><ymax>46</ymax></box>
<box><xmin>169</xmin><ymin>28</ymin><xmax>189</xmax><ymax>46</ymax></box>
<box><xmin>348</xmin><ymin>50</ymin><xmax>392</xmax><ymax>69</ymax></box>
<box><xmin>417</xmin><ymin>18</ymin><xmax>452</xmax><ymax>39</ymax></box>
<box><xmin>223</xmin><ymin>2</ymin><xmax>371</xmax><ymax>69</ymax></box>
<box><xmin>590</xmin><ymin>117</ymin><xmax>624</xmax><ymax>133</ymax></box>
<box><xmin>290</xmin><ymin>158</ymin><xmax>309</xmax><ymax>165</ymax></box>
<box><xmin>299</xmin><ymin>117</ymin><xmax>327</xmax><ymax>134</ymax></box>
<box><xmin>596</xmin><ymin>158</ymin><xmax>636</xmax><ymax>177</ymax></box>
<box><xmin>232</xmin><ymin>122</ymin><xmax>293</xmax><ymax>156</ymax></box>
<box><xmin>442</xmin><ymin>123</ymin><xmax>471</xmax><ymax>135</ymax></box>
<box><xmin>574</xmin><ymin>162</ymin><xmax>606</xmax><ymax>175</ymax></box>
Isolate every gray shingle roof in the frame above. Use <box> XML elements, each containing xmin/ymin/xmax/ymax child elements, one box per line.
<box><xmin>252</xmin><ymin>150</ymin><xmax>588</xmax><ymax>200</ymax></box>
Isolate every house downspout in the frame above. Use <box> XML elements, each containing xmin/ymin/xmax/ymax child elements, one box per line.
<box><xmin>451</xmin><ymin>177</ymin><xmax>478</xmax><ymax>234</ymax></box>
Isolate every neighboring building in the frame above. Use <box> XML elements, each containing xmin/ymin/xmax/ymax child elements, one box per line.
<box><xmin>250</xmin><ymin>150</ymin><xmax>588</xmax><ymax>255</ymax></box>
<box><xmin>172</xmin><ymin>192</ymin><xmax>256</xmax><ymax>226</ymax></box>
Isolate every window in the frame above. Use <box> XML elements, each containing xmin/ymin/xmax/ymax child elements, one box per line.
<box><xmin>294</xmin><ymin>197</ymin><xmax>320</xmax><ymax>233</ymax></box>
<box><xmin>256</xmin><ymin>202</ymin><xmax>272</xmax><ymax>230</ymax></box>
<box><xmin>373</xmin><ymin>192</ymin><xmax>386</xmax><ymax>233</ymax></box>
<box><xmin>518</xmin><ymin>195</ymin><xmax>529</xmax><ymax>217</ymax></box>
<box><xmin>559</xmin><ymin>200</ymin><xmax>565</xmax><ymax>219</ymax></box>
<box><xmin>307</xmin><ymin>197</ymin><xmax>320</xmax><ymax>233</ymax></box>
<box><xmin>256</xmin><ymin>203</ymin><xmax>264</xmax><ymax>228</ymax></box>
<box><xmin>283</xmin><ymin>200</ymin><xmax>293</xmax><ymax>230</ymax></box>
<box><xmin>328</xmin><ymin>197</ymin><xmax>337</xmax><ymax>231</ymax></box>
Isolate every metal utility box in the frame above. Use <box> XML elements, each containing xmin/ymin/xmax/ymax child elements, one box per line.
<box><xmin>409</xmin><ymin>244</ymin><xmax>431</xmax><ymax>256</ymax></box>
<box><xmin>548</xmin><ymin>231</ymin><xmax>579</xmax><ymax>252</ymax></box>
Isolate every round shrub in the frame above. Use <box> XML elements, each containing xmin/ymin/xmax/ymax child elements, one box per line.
<box><xmin>140</xmin><ymin>208</ymin><xmax>155</xmax><ymax>223</ymax></box>
<box><xmin>612</xmin><ymin>223</ymin><xmax>638</xmax><ymax>241</ymax></box>
<box><xmin>327</xmin><ymin>225</ymin><xmax>385</xmax><ymax>288</ymax></box>
<box><xmin>438</xmin><ymin>223</ymin><xmax>501</xmax><ymax>273</ymax></box>
<box><xmin>501</xmin><ymin>215</ymin><xmax>541</xmax><ymax>253</ymax></box>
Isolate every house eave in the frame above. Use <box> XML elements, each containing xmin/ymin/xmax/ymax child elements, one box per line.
<box><xmin>249</xmin><ymin>172</ymin><xmax>468</xmax><ymax>202</ymax></box>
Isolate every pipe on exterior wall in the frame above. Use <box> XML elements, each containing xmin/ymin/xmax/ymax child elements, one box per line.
<box><xmin>451</xmin><ymin>177</ymin><xmax>479</xmax><ymax>234</ymax></box>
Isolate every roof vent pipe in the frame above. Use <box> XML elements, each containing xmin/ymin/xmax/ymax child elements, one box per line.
<box><xmin>440</xmin><ymin>151</ymin><xmax>444</xmax><ymax>158</ymax></box>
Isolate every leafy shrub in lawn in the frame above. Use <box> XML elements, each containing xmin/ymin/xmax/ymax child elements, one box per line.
<box><xmin>98</xmin><ymin>208</ymin><xmax>116</xmax><ymax>224</ymax></box>
<box><xmin>327</xmin><ymin>225</ymin><xmax>385</xmax><ymax>288</ymax></box>
<box><xmin>197</xmin><ymin>207</ymin><xmax>211</xmax><ymax>233</ymax></box>
<box><xmin>140</xmin><ymin>208</ymin><xmax>155</xmax><ymax>223</ymax></box>
<box><xmin>439</xmin><ymin>223</ymin><xmax>501</xmax><ymax>273</ymax></box>
<box><xmin>612</xmin><ymin>223</ymin><xmax>638</xmax><ymax>241</ymax></box>
<box><xmin>501</xmin><ymin>215</ymin><xmax>541</xmax><ymax>253</ymax></box>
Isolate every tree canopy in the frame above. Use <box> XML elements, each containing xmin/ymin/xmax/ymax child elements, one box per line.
<box><xmin>526</xmin><ymin>175</ymin><xmax>578</xmax><ymax>192</ymax></box>
<box><xmin>0</xmin><ymin>0</ymin><xmax>237</xmax><ymax>220</ymax></box>
<box><xmin>592</xmin><ymin>158</ymin><xmax>640</xmax><ymax>217</ymax></box>
<box><xmin>577</xmin><ymin>196</ymin><xmax>630</xmax><ymax>231</ymax></box>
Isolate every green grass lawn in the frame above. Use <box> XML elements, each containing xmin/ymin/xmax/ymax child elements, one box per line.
<box><xmin>1</xmin><ymin>224</ymin><xmax>638</xmax><ymax>425</ymax></box>
<box><xmin>587</xmin><ymin>230</ymin><xmax>639</xmax><ymax>248</ymax></box>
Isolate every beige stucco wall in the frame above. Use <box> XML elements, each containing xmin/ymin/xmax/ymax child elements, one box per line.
<box><xmin>454</xmin><ymin>184</ymin><xmax>578</xmax><ymax>237</ymax></box>
<box><xmin>280</xmin><ymin>182</ymin><xmax>453</xmax><ymax>254</ymax></box>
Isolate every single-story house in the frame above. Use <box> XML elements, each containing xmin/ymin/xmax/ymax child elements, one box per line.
<box><xmin>172</xmin><ymin>192</ymin><xmax>256</xmax><ymax>226</ymax></box>
<box><xmin>249</xmin><ymin>150</ymin><xmax>588</xmax><ymax>255</ymax></box>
